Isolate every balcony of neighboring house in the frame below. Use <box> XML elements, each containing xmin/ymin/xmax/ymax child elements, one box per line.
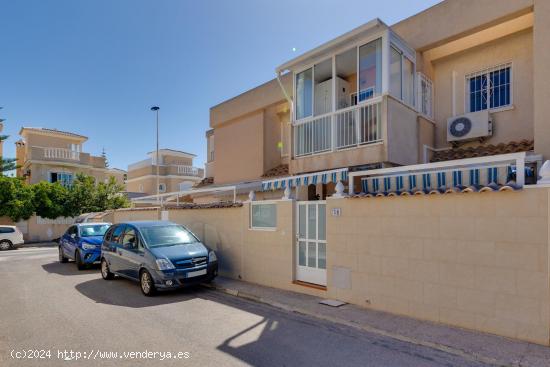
<box><xmin>166</xmin><ymin>164</ymin><xmax>203</xmax><ymax>177</ymax></box>
<box><xmin>29</xmin><ymin>146</ymin><xmax>84</xmax><ymax>164</ymax></box>
<box><xmin>127</xmin><ymin>160</ymin><xmax>203</xmax><ymax>181</ymax></box>
<box><xmin>277</xmin><ymin>19</ymin><xmax>434</xmax><ymax>175</ymax></box>
<box><xmin>26</xmin><ymin>146</ymin><xmax>107</xmax><ymax>168</ymax></box>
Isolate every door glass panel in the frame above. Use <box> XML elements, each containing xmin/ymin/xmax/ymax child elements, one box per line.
<box><xmin>390</xmin><ymin>46</ymin><xmax>402</xmax><ymax>99</ymax></box>
<box><xmin>402</xmin><ymin>56</ymin><xmax>414</xmax><ymax>106</ymax></box>
<box><xmin>359</xmin><ymin>38</ymin><xmax>382</xmax><ymax>102</ymax></box>
<box><xmin>308</xmin><ymin>204</ymin><xmax>317</xmax><ymax>240</ymax></box>
<box><xmin>296</xmin><ymin>68</ymin><xmax>313</xmax><ymax>120</ymax></box>
<box><xmin>318</xmin><ymin>242</ymin><xmax>326</xmax><ymax>269</ymax></box>
<box><xmin>298</xmin><ymin>241</ymin><xmax>306</xmax><ymax>266</ymax></box>
<box><xmin>111</xmin><ymin>225</ymin><xmax>125</xmax><ymax>244</ymax></box>
<box><xmin>298</xmin><ymin>205</ymin><xmax>306</xmax><ymax>238</ymax></box>
<box><xmin>121</xmin><ymin>228</ymin><xmax>137</xmax><ymax>250</ymax></box>
<box><xmin>313</xmin><ymin>58</ymin><xmax>333</xmax><ymax>116</ymax></box>
<box><xmin>318</xmin><ymin>204</ymin><xmax>326</xmax><ymax>241</ymax></box>
<box><xmin>307</xmin><ymin>242</ymin><xmax>317</xmax><ymax>268</ymax></box>
<box><xmin>336</xmin><ymin>47</ymin><xmax>357</xmax><ymax>109</ymax></box>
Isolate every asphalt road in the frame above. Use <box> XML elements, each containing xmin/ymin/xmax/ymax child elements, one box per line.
<box><xmin>0</xmin><ymin>246</ymin><xmax>490</xmax><ymax>367</ymax></box>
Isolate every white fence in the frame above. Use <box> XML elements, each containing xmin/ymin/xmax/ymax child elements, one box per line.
<box><xmin>176</xmin><ymin>165</ymin><xmax>200</xmax><ymax>176</ymax></box>
<box><xmin>44</xmin><ymin>148</ymin><xmax>80</xmax><ymax>161</ymax></box>
<box><xmin>294</xmin><ymin>97</ymin><xmax>382</xmax><ymax>157</ymax></box>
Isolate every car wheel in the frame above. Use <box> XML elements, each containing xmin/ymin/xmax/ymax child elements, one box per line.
<box><xmin>101</xmin><ymin>258</ymin><xmax>114</xmax><ymax>280</ymax></box>
<box><xmin>0</xmin><ymin>240</ymin><xmax>12</xmax><ymax>251</ymax></box>
<box><xmin>75</xmin><ymin>250</ymin><xmax>85</xmax><ymax>270</ymax></box>
<box><xmin>140</xmin><ymin>270</ymin><xmax>157</xmax><ymax>296</ymax></box>
<box><xmin>58</xmin><ymin>246</ymin><xmax>68</xmax><ymax>263</ymax></box>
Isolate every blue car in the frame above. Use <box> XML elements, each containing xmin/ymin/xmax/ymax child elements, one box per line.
<box><xmin>59</xmin><ymin>223</ymin><xmax>112</xmax><ymax>270</ymax></box>
<box><xmin>100</xmin><ymin>221</ymin><xmax>218</xmax><ymax>296</ymax></box>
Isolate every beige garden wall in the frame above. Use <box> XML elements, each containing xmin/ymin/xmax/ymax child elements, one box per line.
<box><xmin>105</xmin><ymin>188</ymin><xmax>550</xmax><ymax>345</ymax></box>
<box><xmin>165</xmin><ymin>201</ymin><xmax>325</xmax><ymax>298</ymax></box>
<box><xmin>0</xmin><ymin>215</ymin><xmax>74</xmax><ymax>242</ymax></box>
<box><xmin>325</xmin><ymin>187</ymin><xmax>550</xmax><ymax>345</ymax></box>
<box><xmin>112</xmin><ymin>208</ymin><xmax>160</xmax><ymax>223</ymax></box>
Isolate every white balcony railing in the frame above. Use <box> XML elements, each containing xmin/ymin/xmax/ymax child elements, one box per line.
<box><xmin>44</xmin><ymin>148</ymin><xmax>80</xmax><ymax>161</ymax></box>
<box><xmin>294</xmin><ymin>97</ymin><xmax>382</xmax><ymax>158</ymax></box>
<box><xmin>176</xmin><ymin>165</ymin><xmax>200</xmax><ymax>176</ymax></box>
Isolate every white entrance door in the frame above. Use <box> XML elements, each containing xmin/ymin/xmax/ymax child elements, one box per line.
<box><xmin>296</xmin><ymin>201</ymin><xmax>327</xmax><ymax>286</ymax></box>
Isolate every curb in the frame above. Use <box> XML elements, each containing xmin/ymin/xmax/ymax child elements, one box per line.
<box><xmin>205</xmin><ymin>282</ymin><xmax>512</xmax><ymax>367</ymax></box>
<box><xmin>21</xmin><ymin>242</ymin><xmax>57</xmax><ymax>248</ymax></box>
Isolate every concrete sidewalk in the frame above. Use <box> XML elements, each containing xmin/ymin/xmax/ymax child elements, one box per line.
<box><xmin>206</xmin><ymin>276</ymin><xmax>550</xmax><ymax>367</ymax></box>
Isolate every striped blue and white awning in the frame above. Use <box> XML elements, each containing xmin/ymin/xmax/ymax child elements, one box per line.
<box><xmin>261</xmin><ymin>168</ymin><xmax>348</xmax><ymax>191</ymax></box>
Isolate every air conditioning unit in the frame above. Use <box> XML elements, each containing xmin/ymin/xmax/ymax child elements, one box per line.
<box><xmin>447</xmin><ymin>110</ymin><xmax>493</xmax><ymax>142</ymax></box>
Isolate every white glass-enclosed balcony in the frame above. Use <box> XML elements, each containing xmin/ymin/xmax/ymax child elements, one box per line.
<box><xmin>277</xmin><ymin>19</ymin><xmax>425</xmax><ymax>165</ymax></box>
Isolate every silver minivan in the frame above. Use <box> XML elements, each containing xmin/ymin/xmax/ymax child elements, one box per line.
<box><xmin>0</xmin><ymin>225</ymin><xmax>24</xmax><ymax>250</ymax></box>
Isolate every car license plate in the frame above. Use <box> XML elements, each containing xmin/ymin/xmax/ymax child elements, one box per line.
<box><xmin>187</xmin><ymin>269</ymin><xmax>207</xmax><ymax>278</ymax></box>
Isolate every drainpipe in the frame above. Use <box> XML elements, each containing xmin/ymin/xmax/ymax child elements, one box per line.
<box><xmin>276</xmin><ymin>71</ymin><xmax>293</xmax><ymax>109</ymax></box>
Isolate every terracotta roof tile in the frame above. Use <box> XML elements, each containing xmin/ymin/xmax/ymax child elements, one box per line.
<box><xmin>166</xmin><ymin>201</ymin><xmax>243</xmax><ymax>209</ymax></box>
<box><xmin>194</xmin><ymin>177</ymin><xmax>214</xmax><ymax>188</ymax></box>
<box><xmin>349</xmin><ymin>183</ymin><xmax>521</xmax><ymax>199</ymax></box>
<box><xmin>431</xmin><ymin>140</ymin><xmax>534</xmax><ymax>162</ymax></box>
<box><xmin>262</xmin><ymin>164</ymin><xmax>289</xmax><ymax>178</ymax></box>
<box><xmin>20</xmin><ymin>127</ymin><xmax>88</xmax><ymax>140</ymax></box>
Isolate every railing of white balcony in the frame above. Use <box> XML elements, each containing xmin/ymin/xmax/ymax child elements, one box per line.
<box><xmin>176</xmin><ymin>165</ymin><xmax>200</xmax><ymax>176</ymax></box>
<box><xmin>294</xmin><ymin>97</ymin><xmax>382</xmax><ymax>157</ymax></box>
<box><xmin>294</xmin><ymin>114</ymin><xmax>332</xmax><ymax>157</ymax></box>
<box><xmin>44</xmin><ymin>147</ymin><xmax>80</xmax><ymax>161</ymax></box>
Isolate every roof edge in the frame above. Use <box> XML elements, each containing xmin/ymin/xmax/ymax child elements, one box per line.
<box><xmin>276</xmin><ymin>18</ymin><xmax>386</xmax><ymax>72</ymax></box>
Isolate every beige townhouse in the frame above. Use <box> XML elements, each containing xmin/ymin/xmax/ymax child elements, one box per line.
<box><xmin>127</xmin><ymin>0</ymin><xmax>550</xmax><ymax>345</ymax></box>
<box><xmin>106</xmin><ymin>167</ymin><xmax>127</xmax><ymax>186</ymax></box>
<box><xmin>126</xmin><ymin>149</ymin><xmax>203</xmax><ymax>195</ymax></box>
<box><xmin>15</xmin><ymin>127</ymin><xmax>122</xmax><ymax>185</ymax></box>
<box><xmin>194</xmin><ymin>0</ymin><xmax>548</xmax><ymax>203</ymax></box>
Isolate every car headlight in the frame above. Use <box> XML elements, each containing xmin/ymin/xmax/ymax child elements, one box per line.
<box><xmin>82</xmin><ymin>243</ymin><xmax>97</xmax><ymax>250</ymax></box>
<box><xmin>208</xmin><ymin>251</ymin><xmax>217</xmax><ymax>262</ymax></box>
<box><xmin>156</xmin><ymin>258</ymin><xmax>175</xmax><ymax>271</ymax></box>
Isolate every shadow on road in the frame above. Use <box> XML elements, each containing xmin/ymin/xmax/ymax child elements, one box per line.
<box><xmin>75</xmin><ymin>277</ymin><xmax>207</xmax><ymax>308</ymax></box>
<box><xmin>42</xmin><ymin>261</ymin><xmax>100</xmax><ymax>276</ymax></box>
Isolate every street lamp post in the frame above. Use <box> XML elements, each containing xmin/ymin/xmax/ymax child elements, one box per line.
<box><xmin>150</xmin><ymin>106</ymin><xmax>160</xmax><ymax>203</ymax></box>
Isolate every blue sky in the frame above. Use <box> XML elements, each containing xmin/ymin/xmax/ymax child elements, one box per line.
<box><xmin>0</xmin><ymin>0</ymin><xmax>441</xmax><ymax>171</ymax></box>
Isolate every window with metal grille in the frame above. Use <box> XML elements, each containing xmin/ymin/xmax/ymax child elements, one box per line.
<box><xmin>466</xmin><ymin>63</ymin><xmax>511</xmax><ymax>112</ymax></box>
<box><xmin>417</xmin><ymin>72</ymin><xmax>433</xmax><ymax>119</ymax></box>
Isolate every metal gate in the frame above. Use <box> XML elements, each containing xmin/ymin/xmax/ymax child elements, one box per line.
<box><xmin>296</xmin><ymin>201</ymin><xmax>327</xmax><ymax>286</ymax></box>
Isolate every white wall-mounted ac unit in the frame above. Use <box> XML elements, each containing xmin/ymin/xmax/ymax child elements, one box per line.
<box><xmin>447</xmin><ymin>110</ymin><xmax>493</xmax><ymax>142</ymax></box>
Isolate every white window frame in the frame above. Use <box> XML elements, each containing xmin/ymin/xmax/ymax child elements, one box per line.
<box><xmin>465</xmin><ymin>62</ymin><xmax>513</xmax><ymax>113</ymax></box>
<box><xmin>294</xmin><ymin>66</ymin><xmax>315</xmax><ymax>121</ymax></box>
<box><xmin>158</xmin><ymin>183</ymin><xmax>166</xmax><ymax>193</ymax></box>
<box><xmin>292</xmin><ymin>32</ymin><xmax>388</xmax><ymax>123</ymax></box>
<box><xmin>250</xmin><ymin>201</ymin><xmax>277</xmax><ymax>231</ymax></box>
<box><xmin>389</xmin><ymin>43</ymin><xmax>416</xmax><ymax>109</ymax></box>
<box><xmin>416</xmin><ymin>72</ymin><xmax>434</xmax><ymax>119</ymax></box>
<box><xmin>49</xmin><ymin>171</ymin><xmax>74</xmax><ymax>187</ymax></box>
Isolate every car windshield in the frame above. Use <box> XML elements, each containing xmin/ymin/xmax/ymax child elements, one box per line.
<box><xmin>80</xmin><ymin>224</ymin><xmax>110</xmax><ymax>237</ymax></box>
<box><xmin>140</xmin><ymin>225</ymin><xmax>198</xmax><ymax>248</ymax></box>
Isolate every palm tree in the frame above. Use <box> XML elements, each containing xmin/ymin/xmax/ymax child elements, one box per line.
<box><xmin>0</xmin><ymin>110</ymin><xmax>18</xmax><ymax>175</ymax></box>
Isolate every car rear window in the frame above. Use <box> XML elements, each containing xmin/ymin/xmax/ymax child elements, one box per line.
<box><xmin>0</xmin><ymin>227</ymin><xmax>15</xmax><ymax>234</ymax></box>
